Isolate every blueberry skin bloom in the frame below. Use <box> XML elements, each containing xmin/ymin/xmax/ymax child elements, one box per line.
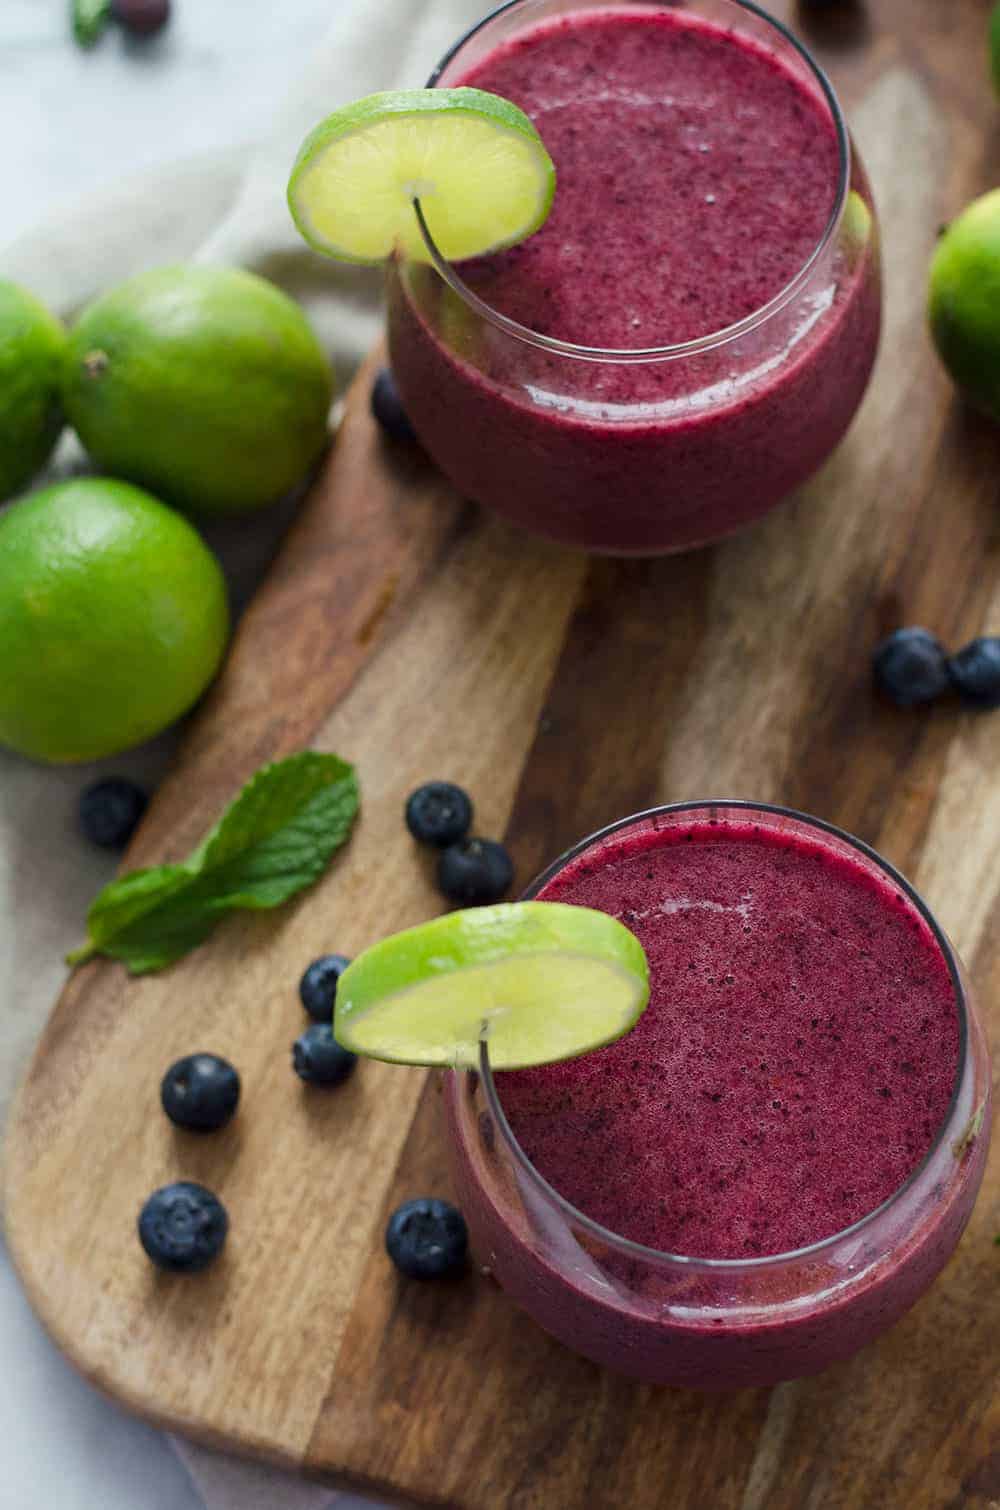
<box><xmin>138</xmin><ymin>1182</ymin><xmax>228</xmax><ymax>1273</ymax></box>
<box><xmin>292</xmin><ymin>1023</ymin><xmax>357</xmax><ymax>1086</ymax></box>
<box><xmin>78</xmin><ymin>777</ymin><xmax>148</xmax><ymax>848</ymax></box>
<box><xmin>437</xmin><ymin>837</ymin><xmax>514</xmax><ymax>905</ymax></box>
<box><xmin>160</xmin><ymin>1053</ymin><xmax>240</xmax><ymax>1132</ymax></box>
<box><xmin>872</xmin><ymin>627</ymin><xmax>950</xmax><ymax>707</ymax></box>
<box><xmin>371</xmin><ymin>367</ymin><xmax>418</xmax><ymax>445</ymax></box>
<box><xmin>385</xmin><ymin>1198</ymin><xmax>469</xmax><ymax>1279</ymax></box>
<box><xmin>405</xmin><ymin>781</ymin><xmax>474</xmax><ymax>847</ymax></box>
<box><xmin>948</xmin><ymin>637</ymin><xmax>1000</xmax><ymax>708</ymax></box>
<box><xmin>298</xmin><ymin>954</ymin><xmax>352</xmax><ymax>1022</ymax></box>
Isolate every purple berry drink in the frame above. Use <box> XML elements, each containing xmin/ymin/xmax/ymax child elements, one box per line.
<box><xmin>387</xmin><ymin>0</ymin><xmax>881</xmax><ymax>555</ymax></box>
<box><xmin>445</xmin><ymin>804</ymin><xmax>991</xmax><ymax>1388</ymax></box>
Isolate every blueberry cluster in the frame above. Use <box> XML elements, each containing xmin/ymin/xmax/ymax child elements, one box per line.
<box><xmin>139</xmin><ymin>945</ymin><xmax>466</xmax><ymax>1278</ymax></box>
<box><xmin>139</xmin><ymin>958</ymin><xmax>360</xmax><ymax>1272</ymax></box>
<box><xmin>406</xmin><ymin>780</ymin><xmax>515</xmax><ymax>905</ymax></box>
<box><xmin>296</xmin><ymin>954</ymin><xmax>358</xmax><ymax>1083</ymax></box>
<box><xmin>140</xmin><ymin>1052</ymin><xmax>241</xmax><ymax>1272</ymax></box>
<box><xmin>873</xmin><ymin>628</ymin><xmax>1000</xmax><ymax>709</ymax></box>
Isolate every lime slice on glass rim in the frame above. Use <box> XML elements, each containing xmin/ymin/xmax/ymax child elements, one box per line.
<box><xmin>334</xmin><ymin>903</ymin><xmax>649</xmax><ymax>1070</ymax></box>
<box><xmin>287</xmin><ymin>88</ymin><xmax>556</xmax><ymax>265</ymax></box>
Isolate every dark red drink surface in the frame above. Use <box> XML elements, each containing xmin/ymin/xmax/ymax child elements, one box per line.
<box><xmin>456</xmin><ymin>6</ymin><xmax>839</xmax><ymax>350</ymax></box>
<box><xmin>499</xmin><ymin>819</ymin><xmax>959</xmax><ymax>1258</ymax></box>
<box><xmin>388</xmin><ymin>5</ymin><xmax>882</xmax><ymax>554</ymax></box>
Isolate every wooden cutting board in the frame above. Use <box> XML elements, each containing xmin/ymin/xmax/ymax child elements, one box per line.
<box><xmin>5</xmin><ymin>4</ymin><xmax>1000</xmax><ymax>1506</ymax></box>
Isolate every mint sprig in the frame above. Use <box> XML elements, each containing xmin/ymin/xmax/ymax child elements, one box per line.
<box><xmin>72</xmin><ymin>0</ymin><xmax>112</xmax><ymax>47</ymax></box>
<box><xmin>68</xmin><ymin>752</ymin><xmax>359</xmax><ymax>975</ymax></box>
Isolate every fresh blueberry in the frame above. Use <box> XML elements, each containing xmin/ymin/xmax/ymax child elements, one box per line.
<box><xmin>299</xmin><ymin>954</ymin><xmax>352</xmax><ymax>1022</ymax></box>
<box><xmin>78</xmin><ymin>777</ymin><xmax>148</xmax><ymax>849</ymax></box>
<box><xmin>160</xmin><ymin>1053</ymin><xmax>240</xmax><ymax>1132</ymax></box>
<box><xmin>371</xmin><ymin>367</ymin><xmax>418</xmax><ymax>445</ymax></box>
<box><xmin>947</xmin><ymin>637</ymin><xmax>1000</xmax><ymax>709</ymax></box>
<box><xmin>293</xmin><ymin>1022</ymin><xmax>357</xmax><ymax>1086</ymax></box>
<box><xmin>385</xmin><ymin>1197</ymin><xmax>468</xmax><ymax>1279</ymax></box>
<box><xmin>138</xmin><ymin>1182</ymin><xmax>228</xmax><ymax>1273</ymax></box>
<box><xmin>111</xmin><ymin>0</ymin><xmax>171</xmax><ymax>36</ymax></box>
<box><xmin>872</xmin><ymin>627</ymin><xmax>950</xmax><ymax>707</ymax></box>
<box><xmin>405</xmin><ymin>781</ymin><xmax>474</xmax><ymax>847</ymax></box>
<box><xmin>438</xmin><ymin>837</ymin><xmax>514</xmax><ymax>905</ymax></box>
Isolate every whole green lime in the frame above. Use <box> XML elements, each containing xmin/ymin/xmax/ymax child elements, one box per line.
<box><xmin>929</xmin><ymin>189</ymin><xmax>1000</xmax><ymax>422</ymax></box>
<box><xmin>0</xmin><ymin>280</ymin><xmax>66</xmax><ymax>501</ymax></box>
<box><xmin>63</xmin><ymin>265</ymin><xmax>333</xmax><ymax>516</ymax></box>
<box><xmin>0</xmin><ymin>478</ymin><xmax>229</xmax><ymax>763</ymax></box>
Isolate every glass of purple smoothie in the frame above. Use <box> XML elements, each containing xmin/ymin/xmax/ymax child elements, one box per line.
<box><xmin>445</xmin><ymin>803</ymin><xmax>991</xmax><ymax>1389</ymax></box>
<box><xmin>387</xmin><ymin>0</ymin><xmax>882</xmax><ymax>555</ymax></box>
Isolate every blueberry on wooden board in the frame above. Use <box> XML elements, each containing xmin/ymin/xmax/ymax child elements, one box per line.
<box><xmin>138</xmin><ymin>1182</ymin><xmax>228</xmax><ymax>1272</ymax></box>
<box><xmin>438</xmin><ymin>837</ymin><xmax>514</xmax><ymax>905</ymax></box>
<box><xmin>385</xmin><ymin>1198</ymin><xmax>468</xmax><ymax>1279</ymax></box>
<box><xmin>371</xmin><ymin>367</ymin><xmax>418</xmax><ymax>444</ymax></box>
<box><xmin>160</xmin><ymin>1054</ymin><xmax>240</xmax><ymax>1132</ymax></box>
<box><xmin>872</xmin><ymin>627</ymin><xmax>950</xmax><ymax>707</ymax></box>
<box><xmin>299</xmin><ymin>954</ymin><xmax>352</xmax><ymax>1021</ymax></box>
<box><xmin>405</xmin><ymin>781</ymin><xmax>474</xmax><ymax>847</ymax></box>
<box><xmin>947</xmin><ymin>637</ymin><xmax>1000</xmax><ymax>708</ymax></box>
<box><xmin>293</xmin><ymin>1023</ymin><xmax>357</xmax><ymax>1085</ymax></box>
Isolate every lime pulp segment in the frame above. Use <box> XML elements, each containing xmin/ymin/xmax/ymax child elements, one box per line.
<box><xmin>287</xmin><ymin>88</ymin><xmax>556</xmax><ymax>265</ymax></box>
<box><xmin>334</xmin><ymin>902</ymin><xmax>650</xmax><ymax>1071</ymax></box>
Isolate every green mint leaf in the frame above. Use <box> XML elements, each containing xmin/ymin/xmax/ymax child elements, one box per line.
<box><xmin>68</xmin><ymin>752</ymin><xmax>359</xmax><ymax>976</ymax></box>
<box><xmin>72</xmin><ymin>0</ymin><xmax>112</xmax><ymax>47</ymax></box>
<box><xmin>65</xmin><ymin>865</ymin><xmax>193</xmax><ymax>966</ymax></box>
<box><xmin>187</xmin><ymin>752</ymin><xmax>359</xmax><ymax>909</ymax></box>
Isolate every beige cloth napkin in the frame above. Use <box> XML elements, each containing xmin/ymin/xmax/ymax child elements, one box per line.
<box><xmin>0</xmin><ymin>1</ymin><xmax>488</xmax><ymax>1504</ymax></box>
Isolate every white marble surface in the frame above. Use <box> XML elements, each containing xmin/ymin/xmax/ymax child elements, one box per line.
<box><xmin>0</xmin><ymin>1242</ymin><xmax>205</xmax><ymax>1510</ymax></box>
<box><xmin>2</xmin><ymin>0</ymin><xmax>336</xmax><ymax>244</ymax></box>
<box><xmin>0</xmin><ymin>3</ymin><xmax>375</xmax><ymax>1507</ymax></box>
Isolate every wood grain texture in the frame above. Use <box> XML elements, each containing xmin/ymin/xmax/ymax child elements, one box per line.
<box><xmin>5</xmin><ymin>4</ymin><xmax>1000</xmax><ymax>1506</ymax></box>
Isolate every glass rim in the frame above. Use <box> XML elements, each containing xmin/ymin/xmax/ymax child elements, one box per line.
<box><xmin>420</xmin><ymin>0</ymin><xmax>852</xmax><ymax>364</ymax></box>
<box><xmin>478</xmin><ymin>798</ymin><xmax>970</xmax><ymax>1272</ymax></box>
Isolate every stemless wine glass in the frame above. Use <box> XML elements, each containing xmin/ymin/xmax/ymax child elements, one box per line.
<box><xmin>444</xmin><ymin>804</ymin><xmax>991</xmax><ymax>1389</ymax></box>
<box><xmin>386</xmin><ymin>0</ymin><xmax>882</xmax><ymax>556</ymax></box>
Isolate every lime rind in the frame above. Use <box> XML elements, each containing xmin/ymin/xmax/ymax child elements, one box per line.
<box><xmin>287</xmin><ymin>88</ymin><xmax>556</xmax><ymax>265</ymax></box>
<box><xmin>842</xmin><ymin>189</ymin><xmax>873</xmax><ymax>253</ymax></box>
<box><xmin>928</xmin><ymin>188</ymin><xmax>1000</xmax><ymax>422</ymax></box>
<box><xmin>334</xmin><ymin>902</ymin><xmax>649</xmax><ymax>1071</ymax></box>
